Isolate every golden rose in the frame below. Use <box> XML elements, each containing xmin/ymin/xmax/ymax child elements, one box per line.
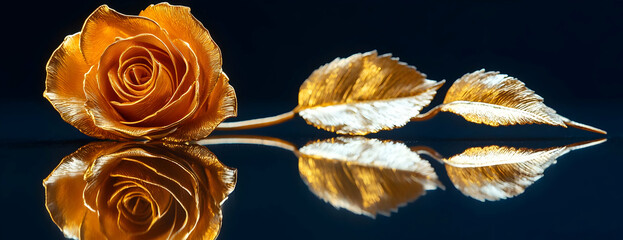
<box><xmin>44</xmin><ymin>3</ymin><xmax>237</xmax><ymax>141</ymax></box>
<box><xmin>43</xmin><ymin>142</ymin><xmax>236</xmax><ymax>240</ymax></box>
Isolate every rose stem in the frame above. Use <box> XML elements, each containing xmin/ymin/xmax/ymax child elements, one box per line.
<box><xmin>215</xmin><ymin>110</ymin><xmax>296</xmax><ymax>131</ymax></box>
<box><xmin>410</xmin><ymin>105</ymin><xmax>442</xmax><ymax>122</ymax></box>
<box><xmin>195</xmin><ymin>135</ymin><xmax>299</xmax><ymax>155</ymax></box>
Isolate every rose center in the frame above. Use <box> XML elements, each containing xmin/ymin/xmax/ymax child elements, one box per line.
<box><xmin>124</xmin><ymin>195</ymin><xmax>151</xmax><ymax>216</ymax></box>
<box><xmin>127</xmin><ymin>65</ymin><xmax>152</xmax><ymax>85</ymax></box>
<box><xmin>121</xmin><ymin>193</ymin><xmax>154</xmax><ymax>221</ymax></box>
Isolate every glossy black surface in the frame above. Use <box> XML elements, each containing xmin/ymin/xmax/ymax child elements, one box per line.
<box><xmin>1</xmin><ymin>0</ymin><xmax>622</xmax><ymax>239</ymax></box>
<box><xmin>1</xmin><ymin>102</ymin><xmax>621</xmax><ymax>239</ymax></box>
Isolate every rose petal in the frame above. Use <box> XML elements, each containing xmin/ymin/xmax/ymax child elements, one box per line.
<box><xmin>91</xmin><ymin>177</ymin><xmax>178</xmax><ymax>239</ymax></box>
<box><xmin>111</xmin><ymin>64</ymin><xmax>175</xmax><ymax>122</ymax></box>
<box><xmin>84</xmin><ymin>144</ymin><xmax>197</xmax><ymax>209</ymax></box>
<box><xmin>82</xmin><ymin>149</ymin><xmax>174</xmax><ymax>239</ymax></box>
<box><xmin>166</xmin><ymin>39</ymin><xmax>200</xmax><ymax>106</ymax></box>
<box><xmin>80</xmin><ymin>5</ymin><xmax>168</xmax><ymax>65</ymax></box>
<box><xmin>121</xmin><ymin>81</ymin><xmax>199</xmax><ymax>127</ymax></box>
<box><xmin>84</xmin><ymin>66</ymin><xmax>126</xmax><ymax>135</ymax></box>
<box><xmin>43</xmin><ymin>142</ymin><xmax>118</xmax><ymax>239</ymax></box>
<box><xmin>165</xmin><ymin>144</ymin><xmax>237</xmax><ymax>239</ymax></box>
<box><xmin>112</xmin><ymin>46</ymin><xmax>165</xmax><ymax>102</ymax></box>
<box><xmin>44</xmin><ymin>33</ymin><xmax>88</xmax><ymax>102</ymax></box>
<box><xmin>109</xmin><ymin>61</ymin><xmax>156</xmax><ymax>103</ymax></box>
<box><xmin>109</xmin><ymin>156</ymin><xmax>198</xmax><ymax>200</ymax></box>
<box><xmin>83</xmin><ymin>33</ymin><xmax>204</xmax><ymax>139</ymax></box>
<box><xmin>111</xmin><ymin>38</ymin><xmax>196</xmax><ymax>126</ymax></box>
<box><xmin>93</xmin><ymin>183</ymin><xmax>176</xmax><ymax>240</ymax></box>
<box><xmin>96</xmin><ymin>34</ymin><xmax>176</xmax><ymax>107</ymax></box>
<box><xmin>139</xmin><ymin>2</ymin><xmax>222</xmax><ymax>98</ymax></box>
<box><xmin>112</xmin><ymin>185</ymin><xmax>155</xmax><ymax>231</ymax></box>
<box><xmin>82</xmin><ymin>144</ymin><xmax>150</xmax><ymax>210</ymax></box>
<box><xmin>162</xmin><ymin>72</ymin><xmax>237</xmax><ymax>142</ymax></box>
<box><xmin>170</xmin><ymin>144</ymin><xmax>237</xmax><ymax>205</ymax></box>
<box><xmin>94</xmin><ymin>166</ymin><xmax>197</xmax><ymax>239</ymax></box>
<box><xmin>43</xmin><ymin>33</ymin><xmax>124</xmax><ymax>140</ymax></box>
<box><xmin>49</xmin><ymin>142</ymin><xmax>236</xmax><ymax>239</ymax></box>
<box><xmin>80</xmin><ymin>211</ymin><xmax>106</xmax><ymax>240</ymax></box>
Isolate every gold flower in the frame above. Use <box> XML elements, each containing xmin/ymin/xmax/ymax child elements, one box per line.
<box><xmin>43</xmin><ymin>142</ymin><xmax>236</xmax><ymax>240</ymax></box>
<box><xmin>44</xmin><ymin>3</ymin><xmax>237</xmax><ymax>141</ymax></box>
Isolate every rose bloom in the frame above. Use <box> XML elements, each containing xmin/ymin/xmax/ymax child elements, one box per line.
<box><xmin>43</xmin><ymin>142</ymin><xmax>237</xmax><ymax>240</ymax></box>
<box><xmin>44</xmin><ymin>3</ymin><xmax>237</xmax><ymax>141</ymax></box>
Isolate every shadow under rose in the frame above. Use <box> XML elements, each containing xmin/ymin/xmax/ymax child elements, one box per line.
<box><xmin>43</xmin><ymin>141</ymin><xmax>236</xmax><ymax>240</ymax></box>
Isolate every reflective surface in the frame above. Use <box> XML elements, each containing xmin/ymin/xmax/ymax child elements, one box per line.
<box><xmin>13</xmin><ymin>129</ymin><xmax>616</xmax><ymax>239</ymax></box>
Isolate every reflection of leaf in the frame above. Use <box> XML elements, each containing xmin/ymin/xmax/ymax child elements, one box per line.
<box><xmin>296</xmin><ymin>51</ymin><xmax>444</xmax><ymax>135</ymax></box>
<box><xmin>444</xmin><ymin>139</ymin><xmax>605</xmax><ymax>201</ymax></box>
<box><xmin>438</xmin><ymin>69</ymin><xmax>605</xmax><ymax>134</ymax></box>
<box><xmin>297</xmin><ymin>137</ymin><xmax>442</xmax><ymax>217</ymax></box>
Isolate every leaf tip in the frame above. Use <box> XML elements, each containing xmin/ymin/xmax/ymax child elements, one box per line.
<box><xmin>564</xmin><ymin>120</ymin><xmax>607</xmax><ymax>135</ymax></box>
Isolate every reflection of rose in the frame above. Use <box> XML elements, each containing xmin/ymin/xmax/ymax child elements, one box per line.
<box><xmin>44</xmin><ymin>3</ymin><xmax>237</xmax><ymax>141</ymax></box>
<box><xmin>43</xmin><ymin>142</ymin><xmax>236</xmax><ymax>239</ymax></box>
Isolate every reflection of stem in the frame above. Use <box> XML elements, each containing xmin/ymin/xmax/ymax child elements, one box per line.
<box><xmin>197</xmin><ymin>136</ymin><xmax>606</xmax><ymax>169</ymax></box>
<box><xmin>410</xmin><ymin>146</ymin><xmax>445</xmax><ymax>164</ymax></box>
<box><xmin>215</xmin><ymin>109</ymin><xmax>297</xmax><ymax>131</ymax></box>
<box><xmin>564</xmin><ymin>138</ymin><xmax>607</xmax><ymax>151</ymax></box>
<box><xmin>196</xmin><ymin>135</ymin><xmax>299</xmax><ymax>154</ymax></box>
<box><xmin>410</xmin><ymin>105</ymin><xmax>442</xmax><ymax>122</ymax></box>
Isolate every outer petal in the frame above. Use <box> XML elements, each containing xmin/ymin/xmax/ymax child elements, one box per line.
<box><xmin>139</xmin><ymin>3</ymin><xmax>223</xmax><ymax>99</ymax></box>
<box><xmin>80</xmin><ymin>211</ymin><xmax>107</xmax><ymax>240</ymax></box>
<box><xmin>161</xmin><ymin>143</ymin><xmax>236</xmax><ymax>239</ymax></box>
<box><xmin>164</xmin><ymin>143</ymin><xmax>237</xmax><ymax>206</ymax></box>
<box><xmin>43</xmin><ymin>33</ymin><xmax>123</xmax><ymax>140</ymax></box>
<box><xmin>80</xmin><ymin>5</ymin><xmax>168</xmax><ymax>65</ymax></box>
<box><xmin>43</xmin><ymin>142</ymin><xmax>117</xmax><ymax>239</ymax></box>
<box><xmin>163</xmin><ymin>72</ymin><xmax>237</xmax><ymax>142</ymax></box>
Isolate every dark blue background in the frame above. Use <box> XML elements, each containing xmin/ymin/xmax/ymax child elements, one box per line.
<box><xmin>0</xmin><ymin>0</ymin><xmax>621</xmax><ymax>239</ymax></box>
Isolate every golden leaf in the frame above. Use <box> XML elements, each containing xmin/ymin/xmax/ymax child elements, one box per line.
<box><xmin>43</xmin><ymin>142</ymin><xmax>236</xmax><ymax>240</ymax></box>
<box><xmin>295</xmin><ymin>51</ymin><xmax>444</xmax><ymax>135</ymax></box>
<box><xmin>436</xmin><ymin>69</ymin><xmax>605</xmax><ymax>134</ymax></box>
<box><xmin>297</xmin><ymin>137</ymin><xmax>443</xmax><ymax>217</ymax></box>
<box><xmin>444</xmin><ymin>138</ymin><xmax>605</xmax><ymax>201</ymax></box>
